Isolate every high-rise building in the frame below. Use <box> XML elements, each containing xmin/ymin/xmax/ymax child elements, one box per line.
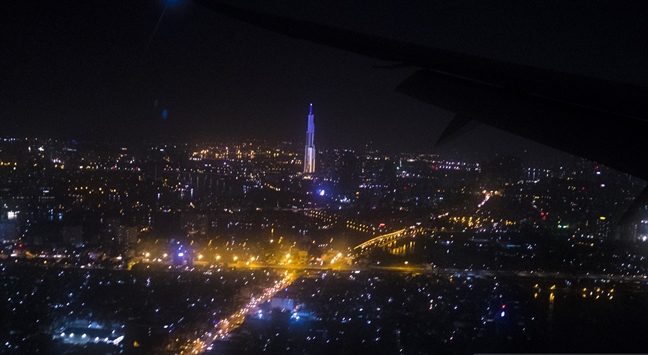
<box><xmin>304</xmin><ymin>103</ymin><xmax>316</xmax><ymax>174</ymax></box>
<box><xmin>61</xmin><ymin>225</ymin><xmax>83</xmax><ymax>245</ymax></box>
<box><xmin>0</xmin><ymin>218</ymin><xmax>19</xmax><ymax>242</ymax></box>
<box><xmin>118</xmin><ymin>226</ymin><xmax>139</xmax><ymax>245</ymax></box>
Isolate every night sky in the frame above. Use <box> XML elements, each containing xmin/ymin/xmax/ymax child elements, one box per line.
<box><xmin>2</xmin><ymin>0</ymin><xmax>648</xmax><ymax>155</ymax></box>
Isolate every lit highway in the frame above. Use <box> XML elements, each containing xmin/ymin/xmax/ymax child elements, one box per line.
<box><xmin>186</xmin><ymin>271</ymin><xmax>298</xmax><ymax>354</ymax></box>
<box><xmin>353</xmin><ymin>228</ymin><xmax>407</xmax><ymax>250</ymax></box>
<box><xmin>352</xmin><ymin>226</ymin><xmax>425</xmax><ymax>251</ymax></box>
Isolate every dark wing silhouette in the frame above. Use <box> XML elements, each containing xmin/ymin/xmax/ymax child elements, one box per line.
<box><xmin>193</xmin><ymin>0</ymin><xmax>648</xmax><ymax>223</ymax></box>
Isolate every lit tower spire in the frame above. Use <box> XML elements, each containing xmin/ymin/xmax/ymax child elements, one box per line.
<box><xmin>304</xmin><ymin>103</ymin><xmax>316</xmax><ymax>174</ymax></box>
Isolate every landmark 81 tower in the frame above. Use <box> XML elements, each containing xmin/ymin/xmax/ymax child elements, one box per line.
<box><xmin>304</xmin><ymin>103</ymin><xmax>316</xmax><ymax>174</ymax></box>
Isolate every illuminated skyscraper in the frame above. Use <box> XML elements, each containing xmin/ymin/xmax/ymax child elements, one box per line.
<box><xmin>304</xmin><ymin>103</ymin><xmax>316</xmax><ymax>174</ymax></box>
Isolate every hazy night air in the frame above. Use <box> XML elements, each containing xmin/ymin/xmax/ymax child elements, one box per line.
<box><xmin>193</xmin><ymin>0</ymin><xmax>648</xmax><ymax>180</ymax></box>
<box><xmin>3</xmin><ymin>0</ymin><xmax>647</xmax><ymax>155</ymax></box>
<box><xmin>192</xmin><ymin>0</ymin><xmax>648</xmax><ymax>233</ymax></box>
<box><xmin>2</xmin><ymin>1</ymin><xmax>648</xmax><ymax>354</ymax></box>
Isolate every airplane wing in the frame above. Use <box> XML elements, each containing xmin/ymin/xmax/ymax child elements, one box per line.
<box><xmin>193</xmin><ymin>0</ymin><xmax>648</xmax><ymax>222</ymax></box>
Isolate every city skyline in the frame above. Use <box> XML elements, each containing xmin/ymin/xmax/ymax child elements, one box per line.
<box><xmin>1</xmin><ymin>135</ymin><xmax>647</xmax><ymax>353</ymax></box>
<box><xmin>3</xmin><ymin>1</ymin><xmax>648</xmax><ymax>353</ymax></box>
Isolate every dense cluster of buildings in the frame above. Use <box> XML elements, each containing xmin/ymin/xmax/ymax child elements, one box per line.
<box><xmin>0</xmin><ymin>129</ymin><xmax>647</xmax><ymax>271</ymax></box>
<box><xmin>1</xmin><ymin>112</ymin><xmax>648</xmax><ymax>353</ymax></box>
<box><xmin>214</xmin><ymin>270</ymin><xmax>648</xmax><ymax>354</ymax></box>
